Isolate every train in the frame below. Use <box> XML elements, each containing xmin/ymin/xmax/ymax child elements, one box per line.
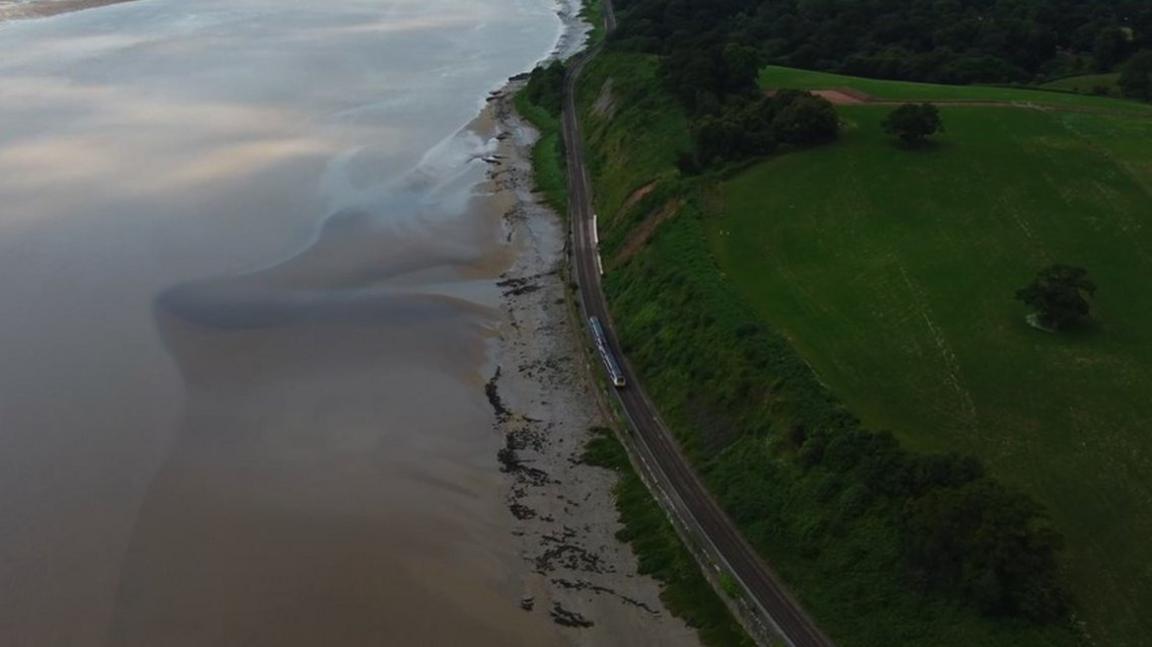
<box><xmin>593</xmin><ymin>213</ymin><xmax>604</xmax><ymax>276</ymax></box>
<box><xmin>589</xmin><ymin>316</ymin><xmax>626</xmax><ymax>388</ymax></box>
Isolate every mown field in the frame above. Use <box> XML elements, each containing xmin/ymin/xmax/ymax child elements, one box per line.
<box><xmin>713</xmin><ymin>77</ymin><xmax>1152</xmax><ymax>646</ymax></box>
<box><xmin>578</xmin><ymin>51</ymin><xmax>1090</xmax><ymax>647</ymax></box>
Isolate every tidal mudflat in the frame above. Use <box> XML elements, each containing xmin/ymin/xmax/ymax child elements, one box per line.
<box><xmin>0</xmin><ymin>1</ymin><xmax>695</xmax><ymax>645</ymax></box>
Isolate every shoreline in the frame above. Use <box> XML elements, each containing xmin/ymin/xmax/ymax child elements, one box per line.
<box><xmin>0</xmin><ymin>0</ymin><xmax>136</xmax><ymax>21</ymax></box>
<box><xmin>478</xmin><ymin>79</ymin><xmax>699</xmax><ymax>646</ymax></box>
<box><xmin>0</xmin><ymin>0</ymin><xmax>691</xmax><ymax>641</ymax></box>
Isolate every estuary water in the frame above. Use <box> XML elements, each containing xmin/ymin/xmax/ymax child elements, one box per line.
<box><xmin>0</xmin><ymin>1</ymin><xmax>581</xmax><ymax>644</ymax></box>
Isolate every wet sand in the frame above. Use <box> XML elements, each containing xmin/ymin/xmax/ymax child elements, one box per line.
<box><xmin>103</xmin><ymin>8</ymin><xmax>591</xmax><ymax>646</ymax></box>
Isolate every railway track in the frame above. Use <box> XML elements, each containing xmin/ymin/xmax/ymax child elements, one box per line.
<box><xmin>560</xmin><ymin>4</ymin><xmax>835</xmax><ymax>646</ymax></box>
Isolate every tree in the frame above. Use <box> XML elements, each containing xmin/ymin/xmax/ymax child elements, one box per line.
<box><xmin>721</xmin><ymin>43</ymin><xmax>762</xmax><ymax>95</ymax></box>
<box><xmin>615</xmin><ymin>0</ymin><xmax>1152</xmax><ymax>86</ymax></box>
<box><xmin>1015</xmin><ymin>264</ymin><xmax>1097</xmax><ymax>331</ymax></box>
<box><xmin>524</xmin><ymin>60</ymin><xmax>566</xmax><ymax>114</ymax></box>
<box><xmin>662</xmin><ymin>44</ymin><xmax>760</xmax><ymax>115</ymax></box>
<box><xmin>883</xmin><ymin>103</ymin><xmax>943</xmax><ymax>146</ymax></box>
<box><xmin>1120</xmin><ymin>50</ymin><xmax>1152</xmax><ymax>100</ymax></box>
<box><xmin>771</xmin><ymin>92</ymin><xmax>840</xmax><ymax>145</ymax></box>
<box><xmin>1094</xmin><ymin>26</ymin><xmax>1131</xmax><ymax>71</ymax></box>
<box><xmin>693</xmin><ymin>113</ymin><xmax>743</xmax><ymax>165</ymax></box>
<box><xmin>903</xmin><ymin>480</ymin><xmax>1066</xmax><ymax>621</ymax></box>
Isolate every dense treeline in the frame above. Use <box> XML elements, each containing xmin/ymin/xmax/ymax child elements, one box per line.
<box><xmin>797</xmin><ymin>426</ymin><xmax>1065</xmax><ymax>620</ymax></box>
<box><xmin>690</xmin><ymin>90</ymin><xmax>839</xmax><ymax>169</ymax></box>
<box><xmin>612</xmin><ymin>0</ymin><xmax>1152</xmax><ymax>85</ymax></box>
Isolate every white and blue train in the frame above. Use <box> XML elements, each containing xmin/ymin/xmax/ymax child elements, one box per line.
<box><xmin>589</xmin><ymin>316</ymin><xmax>626</xmax><ymax>388</ymax></box>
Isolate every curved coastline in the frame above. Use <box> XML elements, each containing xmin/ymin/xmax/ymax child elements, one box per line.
<box><xmin>0</xmin><ymin>1</ymin><xmax>613</xmax><ymax>645</ymax></box>
<box><xmin>129</xmin><ymin>0</ymin><xmax>696</xmax><ymax>644</ymax></box>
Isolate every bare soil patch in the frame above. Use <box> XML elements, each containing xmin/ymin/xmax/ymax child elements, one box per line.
<box><xmin>619</xmin><ymin>181</ymin><xmax>657</xmax><ymax>215</ymax></box>
<box><xmin>592</xmin><ymin>79</ymin><xmax>617</xmax><ymax>119</ymax></box>
<box><xmin>765</xmin><ymin>87</ymin><xmax>874</xmax><ymax>104</ymax></box>
<box><xmin>613</xmin><ymin>199</ymin><xmax>681</xmax><ymax>267</ymax></box>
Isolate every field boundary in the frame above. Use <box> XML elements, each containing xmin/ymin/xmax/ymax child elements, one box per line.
<box><xmin>764</xmin><ymin>86</ymin><xmax>1152</xmax><ymax>116</ymax></box>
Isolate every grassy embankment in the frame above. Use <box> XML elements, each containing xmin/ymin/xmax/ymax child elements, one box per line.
<box><xmin>513</xmin><ymin>90</ymin><xmax>568</xmax><ymax>215</ymax></box>
<box><xmin>719</xmin><ymin>66</ymin><xmax>1152</xmax><ymax>647</ymax></box>
<box><xmin>574</xmin><ymin>48</ymin><xmax>1152</xmax><ymax>646</ymax></box>
<box><xmin>583</xmin><ymin>428</ymin><xmax>755</xmax><ymax>647</ymax></box>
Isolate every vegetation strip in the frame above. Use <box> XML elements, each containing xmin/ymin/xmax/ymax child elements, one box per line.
<box><xmin>583</xmin><ymin>428</ymin><xmax>755</xmax><ymax>647</ymax></box>
<box><xmin>561</xmin><ymin>6</ymin><xmax>846</xmax><ymax>644</ymax></box>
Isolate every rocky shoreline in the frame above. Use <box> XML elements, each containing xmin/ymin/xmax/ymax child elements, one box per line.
<box><xmin>478</xmin><ymin>80</ymin><xmax>700</xmax><ymax>647</ymax></box>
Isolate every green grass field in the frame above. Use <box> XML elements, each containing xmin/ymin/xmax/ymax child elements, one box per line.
<box><xmin>761</xmin><ymin>65</ymin><xmax>1151</xmax><ymax>114</ymax></box>
<box><xmin>711</xmin><ymin>98</ymin><xmax>1152</xmax><ymax>645</ymax></box>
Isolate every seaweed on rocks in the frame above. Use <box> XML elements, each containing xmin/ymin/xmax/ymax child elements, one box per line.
<box><xmin>485</xmin><ymin>367</ymin><xmax>511</xmax><ymax>422</ymax></box>
<box><xmin>534</xmin><ymin>543</ymin><xmax>614</xmax><ymax>575</ymax></box>
<box><xmin>551</xmin><ymin>603</ymin><xmax>594</xmax><ymax>628</ymax></box>
<box><xmin>551</xmin><ymin>578</ymin><xmax>662</xmax><ymax>615</ymax></box>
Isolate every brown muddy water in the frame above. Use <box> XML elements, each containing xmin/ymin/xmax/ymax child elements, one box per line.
<box><xmin>0</xmin><ymin>0</ymin><xmax>587</xmax><ymax>645</ymax></box>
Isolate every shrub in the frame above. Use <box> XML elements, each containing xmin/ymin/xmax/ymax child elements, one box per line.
<box><xmin>883</xmin><ymin>103</ymin><xmax>944</xmax><ymax>146</ymax></box>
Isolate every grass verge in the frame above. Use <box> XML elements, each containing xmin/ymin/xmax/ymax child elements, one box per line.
<box><xmin>582</xmin><ymin>428</ymin><xmax>755</xmax><ymax>647</ymax></box>
<box><xmin>514</xmin><ymin>90</ymin><xmax>568</xmax><ymax>215</ymax></box>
